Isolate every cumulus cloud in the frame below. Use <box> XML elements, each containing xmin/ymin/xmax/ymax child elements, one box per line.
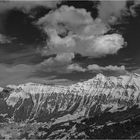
<box><xmin>37</xmin><ymin>53</ymin><xmax>75</xmax><ymax>73</ymax></box>
<box><xmin>37</xmin><ymin>5</ymin><xmax>125</xmax><ymax>58</ymax></box>
<box><xmin>37</xmin><ymin>5</ymin><xmax>94</xmax><ymax>28</ymax></box>
<box><xmin>97</xmin><ymin>0</ymin><xmax>140</xmax><ymax>22</ymax></box>
<box><xmin>87</xmin><ymin>64</ymin><xmax>126</xmax><ymax>72</ymax></box>
<box><xmin>37</xmin><ymin>5</ymin><xmax>108</xmax><ymax>38</ymax></box>
<box><xmin>0</xmin><ymin>1</ymin><xmax>133</xmax><ymax>86</ymax></box>
<box><xmin>92</xmin><ymin>34</ymin><xmax>125</xmax><ymax>57</ymax></box>
<box><xmin>0</xmin><ymin>62</ymin><xmax>127</xmax><ymax>86</ymax></box>
<box><xmin>67</xmin><ymin>63</ymin><xmax>86</xmax><ymax>72</ymax></box>
<box><xmin>98</xmin><ymin>0</ymin><xmax>127</xmax><ymax>22</ymax></box>
<box><xmin>40</xmin><ymin>29</ymin><xmax>125</xmax><ymax>57</ymax></box>
<box><xmin>66</xmin><ymin>63</ymin><xmax>126</xmax><ymax>74</ymax></box>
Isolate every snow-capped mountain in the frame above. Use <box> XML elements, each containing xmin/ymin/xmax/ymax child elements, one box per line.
<box><xmin>1</xmin><ymin>73</ymin><xmax>140</xmax><ymax>139</ymax></box>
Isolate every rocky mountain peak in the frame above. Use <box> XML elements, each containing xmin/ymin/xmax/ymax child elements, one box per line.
<box><xmin>1</xmin><ymin>73</ymin><xmax>140</xmax><ymax>139</ymax></box>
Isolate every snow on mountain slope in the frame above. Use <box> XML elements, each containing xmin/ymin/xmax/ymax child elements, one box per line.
<box><xmin>1</xmin><ymin>73</ymin><xmax>140</xmax><ymax>139</ymax></box>
<box><xmin>0</xmin><ymin>73</ymin><xmax>140</xmax><ymax>123</ymax></box>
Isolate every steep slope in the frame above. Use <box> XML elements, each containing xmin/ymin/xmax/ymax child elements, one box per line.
<box><xmin>1</xmin><ymin>73</ymin><xmax>140</xmax><ymax>139</ymax></box>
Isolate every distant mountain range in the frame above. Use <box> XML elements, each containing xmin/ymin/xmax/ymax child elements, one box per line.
<box><xmin>1</xmin><ymin>73</ymin><xmax>140</xmax><ymax>139</ymax></box>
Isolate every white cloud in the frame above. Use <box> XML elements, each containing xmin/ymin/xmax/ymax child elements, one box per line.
<box><xmin>0</xmin><ymin>62</ymin><xmax>126</xmax><ymax>86</ymax></box>
<box><xmin>41</xmin><ymin>29</ymin><xmax>125</xmax><ymax>57</ymax></box>
<box><xmin>67</xmin><ymin>63</ymin><xmax>86</xmax><ymax>72</ymax></box>
<box><xmin>37</xmin><ymin>5</ymin><xmax>125</xmax><ymax>58</ymax></box>
<box><xmin>35</xmin><ymin>5</ymin><xmax>126</xmax><ymax>76</ymax></box>
<box><xmin>0</xmin><ymin>2</ymin><xmax>132</xmax><ymax>86</ymax></box>
<box><xmin>37</xmin><ymin>5</ymin><xmax>95</xmax><ymax>29</ymax></box>
<box><xmin>97</xmin><ymin>0</ymin><xmax>127</xmax><ymax>22</ymax></box>
<box><xmin>97</xmin><ymin>0</ymin><xmax>140</xmax><ymax>22</ymax></box>
<box><xmin>87</xmin><ymin>64</ymin><xmax>125</xmax><ymax>72</ymax></box>
<box><xmin>38</xmin><ymin>53</ymin><xmax>75</xmax><ymax>73</ymax></box>
<box><xmin>66</xmin><ymin>63</ymin><xmax>126</xmax><ymax>74</ymax></box>
<box><xmin>92</xmin><ymin>34</ymin><xmax>125</xmax><ymax>57</ymax></box>
<box><xmin>41</xmin><ymin>53</ymin><xmax>74</xmax><ymax>66</ymax></box>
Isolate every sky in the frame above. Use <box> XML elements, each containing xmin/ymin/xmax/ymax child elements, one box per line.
<box><xmin>0</xmin><ymin>0</ymin><xmax>140</xmax><ymax>86</ymax></box>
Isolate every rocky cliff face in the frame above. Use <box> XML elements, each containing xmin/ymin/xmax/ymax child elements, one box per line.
<box><xmin>1</xmin><ymin>73</ymin><xmax>140</xmax><ymax>139</ymax></box>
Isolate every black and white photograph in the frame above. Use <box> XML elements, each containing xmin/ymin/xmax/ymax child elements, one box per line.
<box><xmin>0</xmin><ymin>0</ymin><xmax>140</xmax><ymax>139</ymax></box>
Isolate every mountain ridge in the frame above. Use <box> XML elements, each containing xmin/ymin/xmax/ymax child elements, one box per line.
<box><xmin>1</xmin><ymin>73</ymin><xmax>140</xmax><ymax>139</ymax></box>
<box><xmin>1</xmin><ymin>73</ymin><xmax>140</xmax><ymax>117</ymax></box>
<box><xmin>5</xmin><ymin>72</ymin><xmax>140</xmax><ymax>93</ymax></box>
